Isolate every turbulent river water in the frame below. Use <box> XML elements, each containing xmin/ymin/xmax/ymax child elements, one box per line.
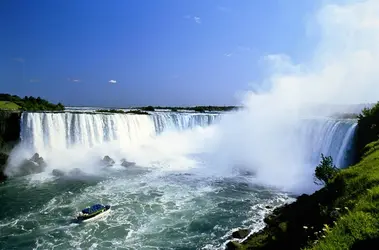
<box><xmin>0</xmin><ymin>109</ymin><xmax>358</xmax><ymax>249</ymax></box>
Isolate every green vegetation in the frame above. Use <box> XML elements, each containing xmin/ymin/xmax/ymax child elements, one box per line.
<box><xmin>96</xmin><ymin>109</ymin><xmax>127</xmax><ymax>114</ymax></box>
<box><xmin>96</xmin><ymin>109</ymin><xmax>149</xmax><ymax>115</ymax></box>
<box><xmin>140</xmin><ymin>106</ymin><xmax>155</xmax><ymax>112</ymax></box>
<box><xmin>96</xmin><ymin>105</ymin><xmax>241</xmax><ymax>113</ymax></box>
<box><xmin>0</xmin><ymin>93</ymin><xmax>64</xmax><ymax>111</ymax></box>
<box><xmin>134</xmin><ymin>105</ymin><xmax>241</xmax><ymax>112</ymax></box>
<box><xmin>332</xmin><ymin>113</ymin><xmax>359</xmax><ymax>119</ymax></box>
<box><xmin>314</xmin><ymin>154</ymin><xmax>340</xmax><ymax>186</ymax></box>
<box><xmin>0</xmin><ymin>101</ymin><xmax>21</xmax><ymax>110</ymax></box>
<box><xmin>230</xmin><ymin>102</ymin><xmax>379</xmax><ymax>250</ymax></box>
<box><xmin>355</xmin><ymin>101</ymin><xmax>379</xmax><ymax>160</ymax></box>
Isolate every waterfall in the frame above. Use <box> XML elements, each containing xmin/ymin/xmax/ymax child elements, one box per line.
<box><xmin>11</xmin><ymin>111</ymin><xmax>358</xmax><ymax>176</ymax></box>
<box><xmin>152</xmin><ymin>112</ymin><xmax>220</xmax><ymax>133</ymax></box>
<box><xmin>298</xmin><ymin>118</ymin><xmax>357</xmax><ymax>168</ymax></box>
<box><xmin>19</xmin><ymin>112</ymin><xmax>220</xmax><ymax>155</ymax></box>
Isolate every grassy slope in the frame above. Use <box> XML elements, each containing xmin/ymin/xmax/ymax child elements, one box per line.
<box><xmin>233</xmin><ymin>140</ymin><xmax>379</xmax><ymax>250</ymax></box>
<box><xmin>310</xmin><ymin>140</ymin><xmax>379</xmax><ymax>249</ymax></box>
<box><xmin>0</xmin><ymin>101</ymin><xmax>20</xmax><ymax>110</ymax></box>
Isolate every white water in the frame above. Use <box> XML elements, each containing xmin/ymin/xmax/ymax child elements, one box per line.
<box><xmin>0</xmin><ymin>110</ymin><xmax>359</xmax><ymax>249</ymax></box>
<box><xmin>6</xmin><ymin>111</ymin><xmax>357</xmax><ymax>193</ymax></box>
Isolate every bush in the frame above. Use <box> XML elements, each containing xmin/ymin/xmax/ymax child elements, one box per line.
<box><xmin>0</xmin><ymin>93</ymin><xmax>65</xmax><ymax>111</ymax></box>
<box><xmin>141</xmin><ymin>106</ymin><xmax>155</xmax><ymax>111</ymax></box>
<box><xmin>355</xmin><ymin>102</ymin><xmax>379</xmax><ymax>161</ymax></box>
<box><xmin>314</xmin><ymin>154</ymin><xmax>340</xmax><ymax>186</ymax></box>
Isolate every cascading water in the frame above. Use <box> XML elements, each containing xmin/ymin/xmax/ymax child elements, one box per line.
<box><xmin>19</xmin><ymin>112</ymin><xmax>220</xmax><ymax>154</ymax></box>
<box><xmin>1</xmin><ymin>110</ymin><xmax>358</xmax><ymax>249</ymax></box>
<box><xmin>152</xmin><ymin>112</ymin><xmax>220</xmax><ymax>133</ymax></box>
<box><xmin>299</xmin><ymin>118</ymin><xmax>357</xmax><ymax>168</ymax></box>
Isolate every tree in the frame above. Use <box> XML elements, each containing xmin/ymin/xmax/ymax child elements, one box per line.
<box><xmin>314</xmin><ymin>154</ymin><xmax>339</xmax><ymax>186</ymax></box>
<box><xmin>141</xmin><ymin>106</ymin><xmax>155</xmax><ymax>111</ymax></box>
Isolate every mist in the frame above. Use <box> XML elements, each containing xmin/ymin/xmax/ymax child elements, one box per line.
<box><xmin>4</xmin><ymin>1</ymin><xmax>375</xmax><ymax>195</ymax></box>
<box><xmin>203</xmin><ymin>0</ymin><xmax>379</xmax><ymax>193</ymax></box>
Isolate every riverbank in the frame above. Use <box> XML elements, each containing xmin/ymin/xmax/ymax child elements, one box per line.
<box><xmin>227</xmin><ymin>102</ymin><xmax>379</xmax><ymax>250</ymax></box>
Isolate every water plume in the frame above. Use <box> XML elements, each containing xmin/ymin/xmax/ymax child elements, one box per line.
<box><xmin>204</xmin><ymin>0</ymin><xmax>378</xmax><ymax>192</ymax></box>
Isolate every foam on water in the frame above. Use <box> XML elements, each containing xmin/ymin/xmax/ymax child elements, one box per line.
<box><xmin>4</xmin><ymin>0</ymin><xmax>379</xmax><ymax>248</ymax></box>
<box><xmin>0</xmin><ymin>168</ymin><xmax>293</xmax><ymax>249</ymax></box>
<box><xmin>6</xmin><ymin>111</ymin><xmax>357</xmax><ymax>193</ymax></box>
<box><xmin>0</xmin><ymin>110</ymin><xmax>356</xmax><ymax>248</ymax></box>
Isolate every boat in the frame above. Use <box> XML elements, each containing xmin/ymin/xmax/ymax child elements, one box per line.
<box><xmin>76</xmin><ymin>203</ymin><xmax>111</xmax><ymax>222</ymax></box>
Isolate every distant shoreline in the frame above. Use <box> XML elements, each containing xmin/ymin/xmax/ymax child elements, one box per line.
<box><xmin>67</xmin><ymin>105</ymin><xmax>242</xmax><ymax>113</ymax></box>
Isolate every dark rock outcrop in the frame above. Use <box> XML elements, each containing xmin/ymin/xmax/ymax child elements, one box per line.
<box><xmin>231</xmin><ymin>229</ymin><xmax>250</xmax><ymax>239</ymax></box>
<box><xmin>52</xmin><ymin>168</ymin><xmax>85</xmax><ymax>177</ymax></box>
<box><xmin>121</xmin><ymin>158</ymin><xmax>136</xmax><ymax>168</ymax></box>
<box><xmin>17</xmin><ymin>153</ymin><xmax>47</xmax><ymax>176</ymax></box>
<box><xmin>52</xmin><ymin>169</ymin><xmax>65</xmax><ymax>177</ymax></box>
<box><xmin>0</xmin><ymin>152</ymin><xmax>8</xmax><ymax>182</ymax></box>
<box><xmin>100</xmin><ymin>155</ymin><xmax>115</xmax><ymax>167</ymax></box>
<box><xmin>0</xmin><ymin>111</ymin><xmax>21</xmax><ymax>152</ymax></box>
<box><xmin>0</xmin><ymin>111</ymin><xmax>21</xmax><ymax>181</ymax></box>
<box><xmin>68</xmin><ymin>168</ymin><xmax>84</xmax><ymax>176</ymax></box>
<box><xmin>225</xmin><ymin>241</ymin><xmax>243</xmax><ymax>250</ymax></box>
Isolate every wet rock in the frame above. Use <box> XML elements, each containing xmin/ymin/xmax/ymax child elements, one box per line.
<box><xmin>225</xmin><ymin>240</ymin><xmax>243</xmax><ymax>250</ymax></box>
<box><xmin>239</xmin><ymin>169</ymin><xmax>256</xmax><ymax>176</ymax></box>
<box><xmin>232</xmin><ymin>229</ymin><xmax>250</xmax><ymax>239</ymax></box>
<box><xmin>52</xmin><ymin>169</ymin><xmax>65</xmax><ymax>177</ymax></box>
<box><xmin>68</xmin><ymin>168</ymin><xmax>84</xmax><ymax>176</ymax></box>
<box><xmin>232</xmin><ymin>164</ymin><xmax>256</xmax><ymax>176</ymax></box>
<box><xmin>265</xmin><ymin>205</ymin><xmax>273</xmax><ymax>209</ymax></box>
<box><xmin>17</xmin><ymin>153</ymin><xmax>47</xmax><ymax>176</ymax></box>
<box><xmin>30</xmin><ymin>153</ymin><xmax>47</xmax><ymax>168</ymax></box>
<box><xmin>30</xmin><ymin>153</ymin><xmax>40</xmax><ymax>162</ymax></box>
<box><xmin>100</xmin><ymin>155</ymin><xmax>115</xmax><ymax>167</ymax></box>
<box><xmin>121</xmin><ymin>158</ymin><xmax>136</xmax><ymax>168</ymax></box>
<box><xmin>0</xmin><ymin>152</ymin><xmax>8</xmax><ymax>182</ymax></box>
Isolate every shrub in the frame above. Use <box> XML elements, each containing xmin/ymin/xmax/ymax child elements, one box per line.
<box><xmin>314</xmin><ymin>154</ymin><xmax>340</xmax><ymax>186</ymax></box>
<box><xmin>355</xmin><ymin>102</ymin><xmax>379</xmax><ymax>161</ymax></box>
<box><xmin>141</xmin><ymin>106</ymin><xmax>155</xmax><ymax>111</ymax></box>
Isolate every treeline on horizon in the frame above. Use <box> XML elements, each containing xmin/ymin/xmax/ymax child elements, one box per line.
<box><xmin>96</xmin><ymin>109</ymin><xmax>149</xmax><ymax>115</ymax></box>
<box><xmin>134</xmin><ymin>105</ymin><xmax>242</xmax><ymax>112</ymax></box>
<box><xmin>95</xmin><ymin>105</ymin><xmax>240</xmax><ymax>115</ymax></box>
<box><xmin>0</xmin><ymin>93</ymin><xmax>64</xmax><ymax>111</ymax></box>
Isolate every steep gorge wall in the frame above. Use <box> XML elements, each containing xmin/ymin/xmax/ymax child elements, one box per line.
<box><xmin>0</xmin><ymin>111</ymin><xmax>21</xmax><ymax>151</ymax></box>
<box><xmin>0</xmin><ymin>111</ymin><xmax>21</xmax><ymax>181</ymax></box>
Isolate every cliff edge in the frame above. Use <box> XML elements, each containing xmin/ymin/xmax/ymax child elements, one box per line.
<box><xmin>0</xmin><ymin>111</ymin><xmax>21</xmax><ymax>181</ymax></box>
<box><xmin>227</xmin><ymin>102</ymin><xmax>379</xmax><ymax>250</ymax></box>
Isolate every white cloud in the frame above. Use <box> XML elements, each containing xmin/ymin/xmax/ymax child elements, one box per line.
<box><xmin>224</xmin><ymin>53</ymin><xmax>233</xmax><ymax>57</ymax></box>
<box><xmin>206</xmin><ymin>0</ymin><xmax>379</xmax><ymax>193</ymax></box>
<box><xmin>194</xmin><ymin>16</ymin><xmax>201</xmax><ymax>24</ymax></box>
<box><xmin>254</xmin><ymin>0</ymin><xmax>379</xmax><ymax>106</ymax></box>
<box><xmin>184</xmin><ymin>15</ymin><xmax>201</xmax><ymax>24</ymax></box>
<box><xmin>67</xmin><ymin>77</ymin><xmax>81</xmax><ymax>82</ymax></box>
<box><xmin>109</xmin><ymin>80</ymin><xmax>117</xmax><ymax>84</ymax></box>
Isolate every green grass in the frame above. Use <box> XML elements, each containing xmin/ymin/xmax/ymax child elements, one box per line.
<box><xmin>0</xmin><ymin>101</ymin><xmax>20</xmax><ymax>110</ymax></box>
<box><xmin>307</xmin><ymin>140</ymin><xmax>379</xmax><ymax>249</ymax></box>
<box><xmin>234</xmin><ymin>139</ymin><xmax>379</xmax><ymax>250</ymax></box>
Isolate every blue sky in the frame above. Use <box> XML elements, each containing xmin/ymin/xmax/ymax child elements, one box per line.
<box><xmin>0</xmin><ymin>0</ymin><xmax>321</xmax><ymax>107</ymax></box>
